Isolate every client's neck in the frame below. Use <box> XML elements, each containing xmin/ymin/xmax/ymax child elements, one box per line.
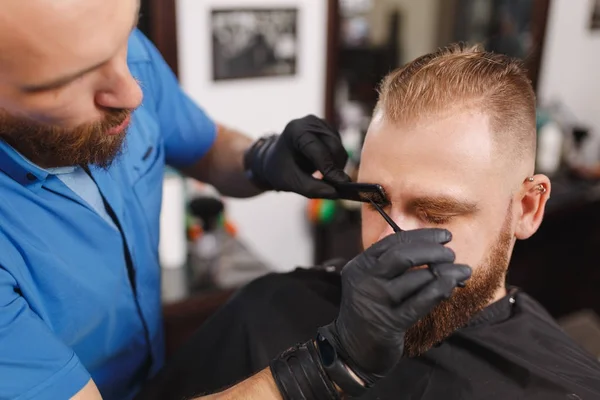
<box><xmin>490</xmin><ymin>286</ymin><xmax>508</xmax><ymax>304</ymax></box>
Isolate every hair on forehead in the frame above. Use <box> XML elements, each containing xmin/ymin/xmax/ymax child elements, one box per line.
<box><xmin>376</xmin><ymin>43</ymin><xmax>537</xmax><ymax>165</ymax></box>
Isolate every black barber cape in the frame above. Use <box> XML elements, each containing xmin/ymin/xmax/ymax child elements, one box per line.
<box><xmin>139</xmin><ymin>268</ymin><xmax>600</xmax><ymax>400</ymax></box>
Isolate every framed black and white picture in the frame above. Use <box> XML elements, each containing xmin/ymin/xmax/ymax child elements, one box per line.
<box><xmin>211</xmin><ymin>8</ymin><xmax>298</xmax><ymax>81</ymax></box>
<box><xmin>591</xmin><ymin>0</ymin><xmax>600</xmax><ymax>30</ymax></box>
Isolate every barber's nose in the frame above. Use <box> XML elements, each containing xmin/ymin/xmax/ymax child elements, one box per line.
<box><xmin>95</xmin><ymin>64</ymin><xmax>143</xmax><ymax>111</ymax></box>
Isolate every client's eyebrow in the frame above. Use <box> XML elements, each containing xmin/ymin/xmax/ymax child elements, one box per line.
<box><xmin>408</xmin><ymin>196</ymin><xmax>479</xmax><ymax>214</ymax></box>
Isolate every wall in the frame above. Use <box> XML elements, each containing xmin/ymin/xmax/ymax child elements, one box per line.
<box><xmin>538</xmin><ymin>0</ymin><xmax>600</xmax><ymax>135</ymax></box>
<box><xmin>176</xmin><ymin>0</ymin><xmax>329</xmax><ymax>271</ymax></box>
<box><xmin>367</xmin><ymin>0</ymin><xmax>441</xmax><ymax>63</ymax></box>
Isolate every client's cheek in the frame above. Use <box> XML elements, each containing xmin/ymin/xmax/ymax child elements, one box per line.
<box><xmin>445</xmin><ymin>238</ymin><xmax>477</xmax><ymax>268</ymax></box>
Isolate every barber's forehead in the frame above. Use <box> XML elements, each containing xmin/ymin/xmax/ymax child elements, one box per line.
<box><xmin>0</xmin><ymin>0</ymin><xmax>133</xmax><ymax>81</ymax></box>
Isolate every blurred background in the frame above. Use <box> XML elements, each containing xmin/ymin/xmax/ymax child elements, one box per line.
<box><xmin>139</xmin><ymin>0</ymin><xmax>600</xmax><ymax>358</ymax></box>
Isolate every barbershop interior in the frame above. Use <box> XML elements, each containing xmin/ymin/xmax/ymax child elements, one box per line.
<box><xmin>147</xmin><ymin>0</ymin><xmax>600</xmax><ymax>361</ymax></box>
<box><xmin>5</xmin><ymin>0</ymin><xmax>600</xmax><ymax>398</ymax></box>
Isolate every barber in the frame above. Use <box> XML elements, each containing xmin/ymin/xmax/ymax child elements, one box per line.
<box><xmin>0</xmin><ymin>3</ymin><xmax>470</xmax><ymax>397</ymax></box>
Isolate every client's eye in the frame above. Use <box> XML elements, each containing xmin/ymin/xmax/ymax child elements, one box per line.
<box><xmin>418</xmin><ymin>211</ymin><xmax>452</xmax><ymax>225</ymax></box>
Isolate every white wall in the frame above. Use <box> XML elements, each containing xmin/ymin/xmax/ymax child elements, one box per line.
<box><xmin>538</xmin><ymin>0</ymin><xmax>600</xmax><ymax>134</ymax></box>
<box><xmin>176</xmin><ymin>0</ymin><xmax>329</xmax><ymax>271</ymax></box>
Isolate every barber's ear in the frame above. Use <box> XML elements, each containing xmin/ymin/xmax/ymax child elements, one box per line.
<box><xmin>514</xmin><ymin>174</ymin><xmax>551</xmax><ymax>240</ymax></box>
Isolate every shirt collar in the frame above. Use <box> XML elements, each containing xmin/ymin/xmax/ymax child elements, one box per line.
<box><xmin>0</xmin><ymin>140</ymin><xmax>76</xmax><ymax>188</ymax></box>
<box><xmin>465</xmin><ymin>287</ymin><xmax>518</xmax><ymax>328</ymax></box>
<box><xmin>46</xmin><ymin>166</ymin><xmax>77</xmax><ymax>175</ymax></box>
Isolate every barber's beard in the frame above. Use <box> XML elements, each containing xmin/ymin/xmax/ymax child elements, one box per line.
<box><xmin>403</xmin><ymin>212</ymin><xmax>513</xmax><ymax>358</ymax></box>
<box><xmin>0</xmin><ymin>108</ymin><xmax>131</xmax><ymax>169</ymax></box>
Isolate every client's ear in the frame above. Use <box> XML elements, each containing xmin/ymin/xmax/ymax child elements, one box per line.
<box><xmin>514</xmin><ymin>174</ymin><xmax>551</xmax><ymax>240</ymax></box>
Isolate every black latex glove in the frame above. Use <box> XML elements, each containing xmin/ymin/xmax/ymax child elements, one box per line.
<box><xmin>319</xmin><ymin>229</ymin><xmax>472</xmax><ymax>387</ymax></box>
<box><xmin>243</xmin><ymin>115</ymin><xmax>351</xmax><ymax>199</ymax></box>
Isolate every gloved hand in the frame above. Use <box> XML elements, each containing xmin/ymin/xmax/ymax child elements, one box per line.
<box><xmin>319</xmin><ymin>228</ymin><xmax>472</xmax><ymax>387</ymax></box>
<box><xmin>243</xmin><ymin>115</ymin><xmax>351</xmax><ymax>199</ymax></box>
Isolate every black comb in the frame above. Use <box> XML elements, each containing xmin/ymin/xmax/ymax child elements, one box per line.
<box><xmin>334</xmin><ymin>182</ymin><xmax>388</xmax><ymax>205</ymax></box>
<box><xmin>334</xmin><ymin>182</ymin><xmax>402</xmax><ymax>232</ymax></box>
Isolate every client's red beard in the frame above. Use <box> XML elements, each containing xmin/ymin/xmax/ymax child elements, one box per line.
<box><xmin>0</xmin><ymin>108</ymin><xmax>131</xmax><ymax>169</ymax></box>
<box><xmin>403</xmin><ymin>212</ymin><xmax>513</xmax><ymax>358</ymax></box>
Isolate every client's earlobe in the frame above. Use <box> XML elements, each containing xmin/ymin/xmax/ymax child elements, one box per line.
<box><xmin>514</xmin><ymin>175</ymin><xmax>551</xmax><ymax>240</ymax></box>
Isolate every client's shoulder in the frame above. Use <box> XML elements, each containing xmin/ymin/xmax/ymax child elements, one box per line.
<box><xmin>513</xmin><ymin>290</ymin><xmax>560</xmax><ymax>326</ymax></box>
<box><xmin>229</xmin><ymin>264</ymin><xmax>343</xmax><ymax>318</ymax></box>
<box><xmin>239</xmin><ymin>264</ymin><xmax>342</xmax><ymax>300</ymax></box>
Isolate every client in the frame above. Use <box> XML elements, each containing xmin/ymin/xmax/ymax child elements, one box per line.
<box><xmin>141</xmin><ymin>44</ymin><xmax>600</xmax><ymax>399</ymax></box>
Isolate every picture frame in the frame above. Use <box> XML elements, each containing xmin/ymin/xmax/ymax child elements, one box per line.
<box><xmin>591</xmin><ymin>0</ymin><xmax>600</xmax><ymax>30</ymax></box>
<box><xmin>210</xmin><ymin>8</ymin><xmax>299</xmax><ymax>81</ymax></box>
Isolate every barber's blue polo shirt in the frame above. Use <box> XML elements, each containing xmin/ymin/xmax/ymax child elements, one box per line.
<box><xmin>0</xmin><ymin>30</ymin><xmax>216</xmax><ymax>400</ymax></box>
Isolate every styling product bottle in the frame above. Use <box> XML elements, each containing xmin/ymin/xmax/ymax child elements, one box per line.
<box><xmin>536</xmin><ymin>120</ymin><xmax>564</xmax><ymax>175</ymax></box>
<box><xmin>159</xmin><ymin>169</ymin><xmax>189</xmax><ymax>303</ymax></box>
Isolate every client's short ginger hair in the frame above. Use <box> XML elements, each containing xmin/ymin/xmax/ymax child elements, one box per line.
<box><xmin>375</xmin><ymin>43</ymin><xmax>537</xmax><ymax>163</ymax></box>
